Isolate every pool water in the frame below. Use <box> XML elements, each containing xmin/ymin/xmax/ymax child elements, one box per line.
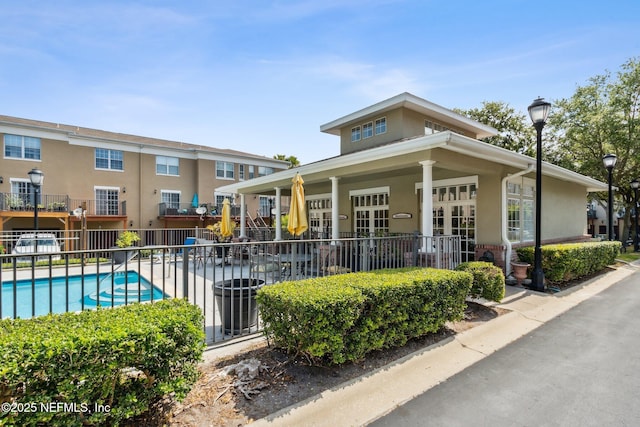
<box><xmin>1</xmin><ymin>271</ymin><xmax>167</xmax><ymax>318</ymax></box>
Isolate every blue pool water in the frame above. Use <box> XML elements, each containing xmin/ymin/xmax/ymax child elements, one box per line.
<box><xmin>1</xmin><ymin>271</ymin><xmax>168</xmax><ymax>318</ymax></box>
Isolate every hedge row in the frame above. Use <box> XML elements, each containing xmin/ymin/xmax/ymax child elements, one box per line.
<box><xmin>455</xmin><ymin>261</ymin><xmax>505</xmax><ymax>302</ymax></box>
<box><xmin>256</xmin><ymin>268</ymin><xmax>472</xmax><ymax>365</ymax></box>
<box><xmin>515</xmin><ymin>241</ymin><xmax>620</xmax><ymax>284</ymax></box>
<box><xmin>0</xmin><ymin>299</ymin><xmax>205</xmax><ymax>426</ymax></box>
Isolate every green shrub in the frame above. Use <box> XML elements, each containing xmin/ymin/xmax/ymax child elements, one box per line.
<box><xmin>0</xmin><ymin>299</ymin><xmax>205</xmax><ymax>426</ymax></box>
<box><xmin>455</xmin><ymin>261</ymin><xmax>505</xmax><ymax>302</ymax></box>
<box><xmin>516</xmin><ymin>241</ymin><xmax>620</xmax><ymax>284</ymax></box>
<box><xmin>257</xmin><ymin>268</ymin><xmax>472</xmax><ymax>365</ymax></box>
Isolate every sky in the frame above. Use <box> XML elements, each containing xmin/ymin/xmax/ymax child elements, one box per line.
<box><xmin>1</xmin><ymin>0</ymin><xmax>639</xmax><ymax>164</ymax></box>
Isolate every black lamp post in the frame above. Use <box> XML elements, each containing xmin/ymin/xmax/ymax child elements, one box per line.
<box><xmin>528</xmin><ymin>97</ymin><xmax>551</xmax><ymax>292</ymax></box>
<box><xmin>28</xmin><ymin>168</ymin><xmax>44</xmax><ymax>254</ymax></box>
<box><xmin>631</xmin><ymin>179</ymin><xmax>639</xmax><ymax>251</ymax></box>
<box><xmin>603</xmin><ymin>154</ymin><xmax>617</xmax><ymax>241</ymax></box>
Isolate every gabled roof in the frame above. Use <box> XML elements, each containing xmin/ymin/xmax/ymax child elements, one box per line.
<box><xmin>319</xmin><ymin>92</ymin><xmax>498</xmax><ymax>139</ymax></box>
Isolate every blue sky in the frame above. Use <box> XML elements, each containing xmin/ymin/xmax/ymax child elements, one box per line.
<box><xmin>1</xmin><ymin>0</ymin><xmax>639</xmax><ymax>164</ymax></box>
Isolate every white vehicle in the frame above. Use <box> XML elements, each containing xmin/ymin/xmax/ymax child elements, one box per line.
<box><xmin>11</xmin><ymin>233</ymin><xmax>62</xmax><ymax>263</ymax></box>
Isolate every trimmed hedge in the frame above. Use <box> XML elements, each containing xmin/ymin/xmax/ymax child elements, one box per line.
<box><xmin>515</xmin><ymin>241</ymin><xmax>620</xmax><ymax>284</ymax></box>
<box><xmin>257</xmin><ymin>268</ymin><xmax>472</xmax><ymax>365</ymax></box>
<box><xmin>455</xmin><ymin>261</ymin><xmax>505</xmax><ymax>302</ymax></box>
<box><xmin>0</xmin><ymin>299</ymin><xmax>205</xmax><ymax>426</ymax></box>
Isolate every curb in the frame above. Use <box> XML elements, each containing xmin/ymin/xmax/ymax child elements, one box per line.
<box><xmin>250</xmin><ymin>264</ymin><xmax>636</xmax><ymax>426</ymax></box>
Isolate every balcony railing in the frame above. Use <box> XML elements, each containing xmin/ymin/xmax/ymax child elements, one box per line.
<box><xmin>1</xmin><ymin>193</ymin><xmax>125</xmax><ymax>216</ymax></box>
<box><xmin>158</xmin><ymin>202</ymin><xmax>241</xmax><ymax>217</ymax></box>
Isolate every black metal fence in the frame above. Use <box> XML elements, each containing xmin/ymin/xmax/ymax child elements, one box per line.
<box><xmin>0</xmin><ymin>233</ymin><xmax>461</xmax><ymax>345</ymax></box>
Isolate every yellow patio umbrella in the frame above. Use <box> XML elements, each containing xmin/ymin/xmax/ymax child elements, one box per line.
<box><xmin>288</xmin><ymin>173</ymin><xmax>308</xmax><ymax>236</ymax></box>
<box><xmin>220</xmin><ymin>198</ymin><xmax>233</xmax><ymax>238</ymax></box>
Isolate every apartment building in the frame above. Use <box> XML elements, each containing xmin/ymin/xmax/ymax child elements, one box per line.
<box><xmin>0</xmin><ymin>115</ymin><xmax>288</xmax><ymax>241</ymax></box>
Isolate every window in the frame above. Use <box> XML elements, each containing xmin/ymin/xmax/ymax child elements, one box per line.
<box><xmin>216</xmin><ymin>161</ymin><xmax>234</xmax><ymax>179</ymax></box>
<box><xmin>375</xmin><ymin>117</ymin><xmax>386</xmax><ymax>135</ymax></box>
<box><xmin>239</xmin><ymin>164</ymin><xmax>245</xmax><ymax>180</ymax></box>
<box><xmin>362</xmin><ymin>122</ymin><xmax>373</xmax><ymax>139</ymax></box>
<box><xmin>95</xmin><ymin>149</ymin><xmax>123</xmax><ymax>171</ymax></box>
<box><xmin>4</xmin><ymin>134</ymin><xmax>41</xmax><ymax>160</ymax></box>
<box><xmin>352</xmin><ymin>190</ymin><xmax>389</xmax><ymax>235</ymax></box>
<box><xmin>156</xmin><ymin>156</ymin><xmax>179</xmax><ymax>176</ymax></box>
<box><xmin>258</xmin><ymin>166</ymin><xmax>274</xmax><ymax>177</ymax></box>
<box><xmin>161</xmin><ymin>191</ymin><xmax>180</xmax><ymax>210</ymax></box>
<box><xmin>95</xmin><ymin>188</ymin><xmax>120</xmax><ymax>215</ymax></box>
<box><xmin>507</xmin><ymin>178</ymin><xmax>535</xmax><ymax>243</ymax></box>
<box><xmin>259</xmin><ymin>196</ymin><xmax>272</xmax><ymax>217</ymax></box>
<box><xmin>425</xmin><ymin>120</ymin><xmax>451</xmax><ymax>135</ymax></box>
<box><xmin>248</xmin><ymin>166</ymin><xmax>255</xmax><ymax>179</ymax></box>
<box><xmin>308</xmin><ymin>196</ymin><xmax>332</xmax><ymax>238</ymax></box>
<box><xmin>9</xmin><ymin>180</ymin><xmax>31</xmax><ymax>208</ymax></box>
<box><xmin>351</xmin><ymin>126</ymin><xmax>361</xmax><ymax>142</ymax></box>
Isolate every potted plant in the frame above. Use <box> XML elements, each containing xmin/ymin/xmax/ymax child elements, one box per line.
<box><xmin>113</xmin><ymin>230</ymin><xmax>141</xmax><ymax>264</ymax></box>
<box><xmin>206</xmin><ymin>222</ymin><xmax>236</xmax><ymax>261</ymax></box>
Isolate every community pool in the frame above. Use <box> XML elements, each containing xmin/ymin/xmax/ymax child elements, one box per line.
<box><xmin>1</xmin><ymin>271</ymin><xmax>168</xmax><ymax>318</ymax></box>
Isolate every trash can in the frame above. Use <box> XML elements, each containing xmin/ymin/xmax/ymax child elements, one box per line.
<box><xmin>214</xmin><ymin>278</ymin><xmax>264</xmax><ymax>333</ymax></box>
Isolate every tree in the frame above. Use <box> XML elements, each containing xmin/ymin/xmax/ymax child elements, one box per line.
<box><xmin>455</xmin><ymin>101</ymin><xmax>537</xmax><ymax>156</ymax></box>
<box><xmin>550</xmin><ymin>57</ymin><xmax>640</xmax><ymax>242</ymax></box>
<box><xmin>273</xmin><ymin>154</ymin><xmax>300</xmax><ymax>168</ymax></box>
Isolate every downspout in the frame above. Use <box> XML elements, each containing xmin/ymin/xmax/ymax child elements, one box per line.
<box><xmin>502</xmin><ymin>164</ymin><xmax>534</xmax><ymax>276</ymax></box>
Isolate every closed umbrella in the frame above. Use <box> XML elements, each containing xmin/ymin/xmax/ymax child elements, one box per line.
<box><xmin>288</xmin><ymin>173</ymin><xmax>308</xmax><ymax>236</ymax></box>
<box><xmin>220</xmin><ymin>198</ymin><xmax>233</xmax><ymax>238</ymax></box>
<box><xmin>191</xmin><ymin>193</ymin><xmax>199</xmax><ymax>208</ymax></box>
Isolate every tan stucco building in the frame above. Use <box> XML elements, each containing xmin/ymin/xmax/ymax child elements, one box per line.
<box><xmin>216</xmin><ymin>93</ymin><xmax>608</xmax><ymax>272</ymax></box>
<box><xmin>0</xmin><ymin>115</ymin><xmax>288</xmax><ymax>239</ymax></box>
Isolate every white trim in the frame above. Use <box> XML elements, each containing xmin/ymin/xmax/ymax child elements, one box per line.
<box><xmin>349</xmin><ymin>186</ymin><xmax>390</xmax><ymax>198</ymax></box>
<box><xmin>415</xmin><ymin>175</ymin><xmax>478</xmax><ymax>193</ymax></box>
<box><xmin>306</xmin><ymin>193</ymin><xmax>332</xmax><ymax>200</ymax></box>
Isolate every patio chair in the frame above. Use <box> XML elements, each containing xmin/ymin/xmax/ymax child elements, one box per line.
<box><xmin>250</xmin><ymin>252</ymin><xmax>283</xmax><ymax>284</ymax></box>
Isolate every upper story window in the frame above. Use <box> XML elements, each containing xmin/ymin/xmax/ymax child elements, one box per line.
<box><xmin>239</xmin><ymin>164</ymin><xmax>245</xmax><ymax>180</ymax></box>
<box><xmin>351</xmin><ymin>126</ymin><xmax>361</xmax><ymax>142</ymax></box>
<box><xmin>258</xmin><ymin>166</ymin><xmax>274</xmax><ymax>177</ymax></box>
<box><xmin>216</xmin><ymin>161</ymin><xmax>234</xmax><ymax>179</ymax></box>
<box><xmin>425</xmin><ymin>120</ymin><xmax>451</xmax><ymax>135</ymax></box>
<box><xmin>375</xmin><ymin>117</ymin><xmax>387</xmax><ymax>135</ymax></box>
<box><xmin>156</xmin><ymin>156</ymin><xmax>179</xmax><ymax>176</ymax></box>
<box><xmin>248</xmin><ymin>165</ymin><xmax>255</xmax><ymax>179</ymax></box>
<box><xmin>95</xmin><ymin>148</ymin><xmax>123</xmax><ymax>171</ymax></box>
<box><xmin>4</xmin><ymin>134</ymin><xmax>41</xmax><ymax>160</ymax></box>
<box><xmin>362</xmin><ymin>122</ymin><xmax>373</xmax><ymax>139</ymax></box>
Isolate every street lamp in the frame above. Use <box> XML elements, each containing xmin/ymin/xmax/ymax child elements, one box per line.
<box><xmin>528</xmin><ymin>97</ymin><xmax>551</xmax><ymax>292</ymax></box>
<box><xmin>631</xmin><ymin>179</ymin><xmax>639</xmax><ymax>251</ymax></box>
<box><xmin>28</xmin><ymin>168</ymin><xmax>44</xmax><ymax>255</ymax></box>
<box><xmin>602</xmin><ymin>154</ymin><xmax>617</xmax><ymax>241</ymax></box>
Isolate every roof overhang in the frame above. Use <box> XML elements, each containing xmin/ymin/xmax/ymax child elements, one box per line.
<box><xmin>216</xmin><ymin>131</ymin><xmax>608</xmax><ymax>195</ymax></box>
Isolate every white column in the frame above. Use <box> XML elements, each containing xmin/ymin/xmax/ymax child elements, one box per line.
<box><xmin>274</xmin><ymin>187</ymin><xmax>282</xmax><ymax>241</ymax></box>
<box><xmin>420</xmin><ymin>160</ymin><xmax>435</xmax><ymax>252</ymax></box>
<box><xmin>239</xmin><ymin>193</ymin><xmax>247</xmax><ymax>237</ymax></box>
<box><xmin>330</xmin><ymin>177</ymin><xmax>340</xmax><ymax>241</ymax></box>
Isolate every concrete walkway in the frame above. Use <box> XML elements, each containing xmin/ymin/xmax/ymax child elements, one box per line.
<box><xmin>236</xmin><ymin>263</ymin><xmax>636</xmax><ymax>426</ymax></box>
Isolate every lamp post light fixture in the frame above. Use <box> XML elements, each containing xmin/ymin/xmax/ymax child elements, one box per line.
<box><xmin>602</xmin><ymin>154</ymin><xmax>617</xmax><ymax>241</ymax></box>
<box><xmin>28</xmin><ymin>168</ymin><xmax>44</xmax><ymax>255</ymax></box>
<box><xmin>527</xmin><ymin>97</ymin><xmax>551</xmax><ymax>292</ymax></box>
<box><xmin>631</xmin><ymin>179</ymin><xmax>639</xmax><ymax>251</ymax></box>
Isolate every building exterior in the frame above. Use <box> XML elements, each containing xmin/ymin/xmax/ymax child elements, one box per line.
<box><xmin>216</xmin><ymin>93</ymin><xmax>609</xmax><ymax>273</ymax></box>
<box><xmin>0</xmin><ymin>115</ymin><xmax>288</xmax><ymax>242</ymax></box>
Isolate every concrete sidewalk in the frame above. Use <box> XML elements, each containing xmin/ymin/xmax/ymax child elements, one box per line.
<box><xmin>241</xmin><ymin>263</ymin><xmax>636</xmax><ymax>426</ymax></box>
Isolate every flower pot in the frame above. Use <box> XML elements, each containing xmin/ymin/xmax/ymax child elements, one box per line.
<box><xmin>511</xmin><ymin>262</ymin><xmax>530</xmax><ymax>286</ymax></box>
